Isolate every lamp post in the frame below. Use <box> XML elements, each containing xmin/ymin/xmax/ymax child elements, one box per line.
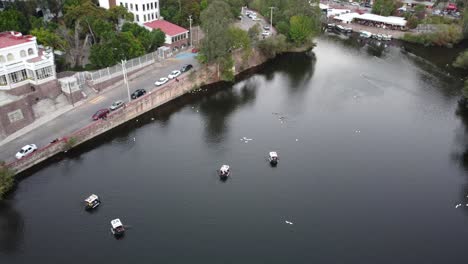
<box><xmin>188</xmin><ymin>15</ymin><xmax>193</xmax><ymax>47</ymax></box>
<box><xmin>269</xmin><ymin>7</ymin><xmax>275</xmax><ymax>29</ymax></box>
<box><xmin>121</xmin><ymin>59</ymin><xmax>131</xmax><ymax>102</ymax></box>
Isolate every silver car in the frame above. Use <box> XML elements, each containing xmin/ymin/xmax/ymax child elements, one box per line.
<box><xmin>110</xmin><ymin>100</ymin><xmax>124</xmax><ymax>111</ymax></box>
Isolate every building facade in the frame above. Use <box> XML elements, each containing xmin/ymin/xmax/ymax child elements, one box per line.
<box><xmin>0</xmin><ymin>31</ymin><xmax>56</xmax><ymax>92</ymax></box>
<box><xmin>98</xmin><ymin>0</ymin><xmax>160</xmax><ymax>24</ymax></box>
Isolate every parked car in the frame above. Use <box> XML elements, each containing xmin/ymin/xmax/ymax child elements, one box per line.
<box><xmin>155</xmin><ymin>77</ymin><xmax>169</xmax><ymax>86</ymax></box>
<box><xmin>262</xmin><ymin>31</ymin><xmax>271</xmax><ymax>37</ymax></box>
<box><xmin>364</xmin><ymin>3</ymin><xmax>372</xmax><ymax>7</ymax></box>
<box><xmin>263</xmin><ymin>25</ymin><xmax>270</xmax><ymax>30</ymax></box>
<box><xmin>110</xmin><ymin>100</ymin><xmax>124</xmax><ymax>111</ymax></box>
<box><xmin>181</xmin><ymin>64</ymin><xmax>193</xmax><ymax>72</ymax></box>
<box><xmin>351</xmin><ymin>2</ymin><xmax>360</xmax><ymax>6</ymax></box>
<box><xmin>15</xmin><ymin>144</ymin><xmax>37</xmax><ymax>159</ymax></box>
<box><xmin>92</xmin><ymin>108</ymin><xmax>110</xmax><ymax>120</ymax></box>
<box><xmin>191</xmin><ymin>48</ymin><xmax>199</xmax><ymax>53</ymax></box>
<box><xmin>168</xmin><ymin>70</ymin><xmax>181</xmax><ymax>79</ymax></box>
<box><xmin>131</xmin><ymin>89</ymin><xmax>146</xmax><ymax>100</ymax></box>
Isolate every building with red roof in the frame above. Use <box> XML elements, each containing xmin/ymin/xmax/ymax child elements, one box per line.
<box><xmin>144</xmin><ymin>20</ymin><xmax>189</xmax><ymax>51</ymax></box>
<box><xmin>0</xmin><ymin>31</ymin><xmax>59</xmax><ymax>139</ymax></box>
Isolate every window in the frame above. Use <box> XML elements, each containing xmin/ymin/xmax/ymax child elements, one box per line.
<box><xmin>120</xmin><ymin>2</ymin><xmax>123</xmax><ymax>6</ymax></box>
<box><xmin>151</xmin><ymin>13</ymin><xmax>154</xmax><ymax>20</ymax></box>
<box><xmin>125</xmin><ymin>3</ymin><xmax>128</xmax><ymax>9</ymax></box>
<box><xmin>143</xmin><ymin>15</ymin><xmax>146</xmax><ymax>22</ymax></box>
<box><xmin>8</xmin><ymin>69</ymin><xmax>27</xmax><ymax>83</ymax></box>
<box><xmin>147</xmin><ymin>3</ymin><xmax>149</xmax><ymax>10</ymax></box>
<box><xmin>151</xmin><ymin>3</ymin><xmax>153</xmax><ymax>9</ymax></box>
<box><xmin>0</xmin><ymin>55</ymin><xmax>5</xmax><ymax>63</ymax></box>
<box><xmin>143</xmin><ymin>4</ymin><xmax>145</xmax><ymax>11</ymax></box>
<box><xmin>155</xmin><ymin>2</ymin><xmax>158</xmax><ymax>9</ymax></box>
<box><xmin>20</xmin><ymin>50</ymin><xmax>26</xmax><ymax>57</ymax></box>
<box><xmin>7</xmin><ymin>53</ymin><xmax>14</xmax><ymax>61</ymax></box>
<box><xmin>28</xmin><ymin>48</ymin><xmax>34</xmax><ymax>55</ymax></box>
<box><xmin>130</xmin><ymin>3</ymin><xmax>133</xmax><ymax>10</ymax></box>
<box><xmin>0</xmin><ymin>75</ymin><xmax>7</xmax><ymax>85</ymax></box>
<box><xmin>136</xmin><ymin>14</ymin><xmax>139</xmax><ymax>22</ymax></box>
<box><xmin>35</xmin><ymin>66</ymin><xmax>53</xmax><ymax>80</ymax></box>
<box><xmin>135</xmin><ymin>4</ymin><xmax>138</xmax><ymax>11</ymax></box>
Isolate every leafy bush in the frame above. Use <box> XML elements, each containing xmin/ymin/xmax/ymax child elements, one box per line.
<box><xmin>0</xmin><ymin>162</ymin><xmax>14</xmax><ymax>200</ymax></box>
<box><xmin>454</xmin><ymin>50</ymin><xmax>468</xmax><ymax>69</ymax></box>
<box><xmin>402</xmin><ymin>24</ymin><xmax>462</xmax><ymax>46</ymax></box>
<box><xmin>257</xmin><ymin>34</ymin><xmax>289</xmax><ymax>58</ymax></box>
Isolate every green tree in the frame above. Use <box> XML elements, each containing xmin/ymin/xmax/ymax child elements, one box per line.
<box><xmin>0</xmin><ymin>9</ymin><xmax>31</xmax><ymax>33</ymax></box>
<box><xmin>199</xmin><ymin>0</ymin><xmax>233</xmax><ymax>62</ymax></box>
<box><xmin>372</xmin><ymin>0</ymin><xmax>398</xmax><ymax>16</ymax></box>
<box><xmin>0</xmin><ymin>163</ymin><xmax>14</xmax><ymax>201</ymax></box>
<box><xmin>122</xmin><ymin>23</ymin><xmax>165</xmax><ymax>52</ymax></box>
<box><xmin>289</xmin><ymin>15</ymin><xmax>313</xmax><ymax>44</ymax></box>
<box><xmin>30</xmin><ymin>27</ymin><xmax>68</xmax><ymax>50</ymax></box>
<box><xmin>248</xmin><ymin>23</ymin><xmax>261</xmax><ymax>42</ymax></box>
<box><xmin>454</xmin><ymin>50</ymin><xmax>468</xmax><ymax>69</ymax></box>
<box><xmin>90</xmin><ymin>31</ymin><xmax>145</xmax><ymax>68</ymax></box>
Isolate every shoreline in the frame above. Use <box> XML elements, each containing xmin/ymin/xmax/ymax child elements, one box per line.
<box><xmin>2</xmin><ymin>45</ymin><xmax>306</xmax><ymax>179</ymax></box>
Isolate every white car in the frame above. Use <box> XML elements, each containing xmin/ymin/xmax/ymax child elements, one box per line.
<box><xmin>16</xmin><ymin>144</ymin><xmax>37</xmax><ymax>159</ymax></box>
<box><xmin>168</xmin><ymin>70</ymin><xmax>181</xmax><ymax>79</ymax></box>
<box><xmin>154</xmin><ymin>77</ymin><xmax>169</xmax><ymax>86</ymax></box>
<box><xmin>351</xmin><ymin>2</ymin><xmax>360</xmax><ymax>6</ymax></box>
<box><xmin>262</xmin><ymin>31</ymin><xmax>271</xmax><ymax>36</ymax></box>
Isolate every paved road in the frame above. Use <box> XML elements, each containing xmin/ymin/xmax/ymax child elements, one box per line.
<box><xmin>0</xmin><ymin>52</ymin><xmax>198</xmax><ymax>163</ymax></box>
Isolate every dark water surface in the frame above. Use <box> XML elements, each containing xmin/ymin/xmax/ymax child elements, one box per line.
<box><xmin>2</xmin><ymin>37</ymin><xmax>468</xmax><ymax>263</ymax></box>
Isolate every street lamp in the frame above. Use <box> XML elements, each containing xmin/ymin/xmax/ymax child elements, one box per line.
<box><xmin>121</xmin><ymin>59</ymin><xmax>131</xmax><ymax>102</ymax></box>
<box><xmin>188</xmin><ymin>15</ymin><xmax>193</xmax><ymax>47</ymax></box>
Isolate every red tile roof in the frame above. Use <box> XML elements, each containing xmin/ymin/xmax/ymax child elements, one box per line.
<box><xmin>0</xmin><ymin>32</ymin><xmax>34</xmax><ymax>49</ymax></box>
<box><xmin>144</xmin><ymin>20</ymin><xmax>188</xmax><ymax>36</ymax></box>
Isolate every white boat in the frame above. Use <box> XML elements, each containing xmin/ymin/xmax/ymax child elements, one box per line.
<box><xmin>84</xmin><ymin>194</ymin><xmax>100</xmax><ymax>210</ymax></box>
<box><xmin>110</xmin><ymin>218</ymin><xmax>125</xmax><ymax>236</ymax></box>
<box><xmin>269</xmin><ymin>152</ymin><xmax>279</xmax><ymax>166</ymax></box>
<box><xmin>344</xmin><ymin>27</ymin><xmax>353</xmax><ymax>33</ymax></box>
<box><xmin>376</xmin><ymin>34</ymin><xmax>383</xmax><ymax>40</ymax></box>
<box><xmin>359</xmin><ymin>30</ymin><xmax>372</xmax><ymax>38</ymax></box>
<box><xmin>218</xmin><ymin>165</ymin><xmax>230</xmax><ymax>178</ymax></box>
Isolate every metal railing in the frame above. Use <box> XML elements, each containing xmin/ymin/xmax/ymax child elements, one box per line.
<box><xmin>89</xmin><ymin>51</ymin><xmax>160</xmax><ymax>85</ymax></box>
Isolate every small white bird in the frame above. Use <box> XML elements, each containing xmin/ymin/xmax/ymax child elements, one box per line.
<box><xmin>455</xmin><ymin>204</ymin><xmax>462</xmax><ymax>208</ymax></box>
<box><xmin>285</xmin><ymin>220</ymin><xmax>293</xmax><ymax>225</ymax></box>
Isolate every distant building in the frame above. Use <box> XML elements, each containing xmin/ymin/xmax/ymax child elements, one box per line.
<box><xmin>144</xmin><ymin>20</ymin><xmax>189</xmax><ymax>52</ymax></box>
<box><xmin>98</xmin><ymin>0</ymin><xmax>160</xmax><ymax>25</ymax></box>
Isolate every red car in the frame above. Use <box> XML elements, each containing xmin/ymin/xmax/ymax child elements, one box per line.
<box><xmin>191</xmin><ymin>48</ymin><xmax>199</xmax><ymax>53</ymax></box>
<box><xmin>92</xmin><ymin>109</ymin><xmax>110</xmax><ymax>120</ymax></box>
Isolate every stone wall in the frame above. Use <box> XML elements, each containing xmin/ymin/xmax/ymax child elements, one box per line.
<box><xmin>0</xmin><ymin>96</ymin><xmax>35</xmax><ymax>138</ymax></box>
<box><xmin>8</xmin><ymin>47</ymin><xmax>270</xmax><ymax>174</ymax></box>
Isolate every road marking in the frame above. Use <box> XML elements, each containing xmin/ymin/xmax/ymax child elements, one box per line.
<box><xmin>89</xmin><ymin>96</ymin><xmax>105</xmax><ymax>104</ymax></box>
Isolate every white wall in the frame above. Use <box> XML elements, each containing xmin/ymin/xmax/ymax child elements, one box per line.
<box><xmin>116</xmin><ymin>0</ymin><xmax>160</xmax><ymax>24</ymax></box>
<box><xmin>0</xmin><ymin>39</ymin><xmax>38</xmax><ymax>66</ymax></box>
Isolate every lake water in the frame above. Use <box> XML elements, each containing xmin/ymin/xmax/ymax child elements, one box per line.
<box><xmin>1</xmin><ymin>36</ymin><xmax>468</xmax><ymax>263</ymax></box>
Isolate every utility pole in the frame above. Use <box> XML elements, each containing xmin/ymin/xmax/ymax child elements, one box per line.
<box><xmin>269</xmin><ymin>7</ymin><xmax>275</xmax><ymax>29</ymax></box>
<box><xmin>121</xmin><ymin>59</ymin><xmax>131</xmax><ymax>102</ymax></box>
<box><xmin>188</xmin><ymin>15</ymin><xmax>193</xmax><ymax>47</ymax></box>
<box><xmin>68</xmin><ymin>80</ymin><xmax>74</xmax><ymax>107</ymax></box>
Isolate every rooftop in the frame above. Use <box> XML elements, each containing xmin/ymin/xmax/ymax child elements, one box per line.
<box><xmin>144</xmin><ymin>20</ymin><xmax>188</xmax><ymax>36</ymax></box>
<box><xmin>0</xmin><ymin>32</ymin><xmax>35</xmax><ymax>49</ymax></box>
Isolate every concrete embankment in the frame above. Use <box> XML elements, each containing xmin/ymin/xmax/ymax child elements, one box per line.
<box><xmin>7</xmin><ymin>48</ymin><xmax>271</xmax><ymax>175</ymax></box>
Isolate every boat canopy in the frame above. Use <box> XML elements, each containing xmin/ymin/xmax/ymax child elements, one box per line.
<box><xmin>84</xmin><ymin>194</ymin><xmax>99</xmax><ymax>203</ymax></box>
<box><xmin>111</xmin><ymin>219</ymin><xmax>123</xmax><ymax>229</ymax></box>
<box><xmin>220</xmin><ymin>165</ymin><xmax>230</xmax><ymax>173</ymax></box>
<box><xmin>269</xmin><ymin>152</ymin><xmax>278</xmax><ymax>158</ymax></box>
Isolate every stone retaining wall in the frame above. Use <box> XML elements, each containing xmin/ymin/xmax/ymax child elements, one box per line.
<box><xmin>8</xmin><ymin>48</ymin><xmax>269</xmax><ymax>174</ymax></box>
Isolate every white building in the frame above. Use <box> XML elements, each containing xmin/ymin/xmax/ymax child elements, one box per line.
<box><xmin>98</xmin><ymin>0</ymin><xmax>160</xmax><ymax>25</ymax></box>
<box><xmin>0</xmin><ymin>31</ymin><xmax>55</xmax><ymax>90</ymax></box>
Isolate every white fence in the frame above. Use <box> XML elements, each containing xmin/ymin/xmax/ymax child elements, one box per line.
<box><xmin>89</xmin><ymin>51</ymin><xmax>160</xmax><ymax>85</ymax></box>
